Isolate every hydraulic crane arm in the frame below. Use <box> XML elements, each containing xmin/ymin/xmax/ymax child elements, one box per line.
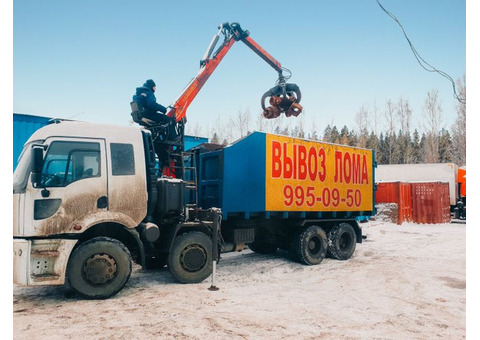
<box><xmin>167</xmin><ymin>22</ymin><xmax>302</xmax><ymax>123</ymax></box>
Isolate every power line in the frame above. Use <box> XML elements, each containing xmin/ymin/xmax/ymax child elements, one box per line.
<box><xmin>376</xmin><ymin>0</ymin><xmax>465</xmax><ymax>105</ymax></box>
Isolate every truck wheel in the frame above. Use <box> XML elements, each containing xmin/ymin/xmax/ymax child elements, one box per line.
<box><xmin>67</xmin><ymin>237</ymin><xmax>132</xmax><ymax>299</ymax></box>
<box><xmin>247</xmin><ymin>241</ymin><xmax>277</xmax><ymax>254</ymax></box>
<box><xmin>327</xmin><ymin>223</ymin><xmax>356</xmax><ymax>260</ymax></box>
<box><xmin>290</xmin><ymin>225</ymin><xmax>327</xmax><ymax>265</ymax></box>
<box><xmin>168</xmin><ymin>232</ymin><xmax>212</xmax><ymax>283</ymax></box>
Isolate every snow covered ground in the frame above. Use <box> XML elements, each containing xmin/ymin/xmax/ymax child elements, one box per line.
<box><xmin>13</xmin><ymin>218</ymin><xmax>466</xmax><ymax>339</ymax></box>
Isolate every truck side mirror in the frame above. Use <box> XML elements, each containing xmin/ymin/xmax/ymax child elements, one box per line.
<box><xmin>31</xmin><ymin>146</ymin><xmax>45</xmax><ymax>188</ymax></box>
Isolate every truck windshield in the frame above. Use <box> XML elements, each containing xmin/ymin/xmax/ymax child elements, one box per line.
<box><xmin>13</xmin><ymin>142</ymin><xmax>36</xmax><ymax>193</ymax></box>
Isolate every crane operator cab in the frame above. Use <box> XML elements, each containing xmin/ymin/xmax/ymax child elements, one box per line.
<box><xmin>130</xmin><ymin>101</ymin><xmax>183</xmax><ymax>144</ymax></box>
<box><xmin>130</xmin><ymin>100</ymin><xmax>185</xmax><ymax>178</ymax></box>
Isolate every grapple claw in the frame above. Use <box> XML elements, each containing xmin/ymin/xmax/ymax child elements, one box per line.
<box><xmin>285</xmin><ymin>102</ymin><xmax>302</xmax><ymax>117</ymax></box>
<box><xmin>269</xmin><ymin>96</ymin><xmax>282</xmax><ymax>106</ymax></box>
<box><xmin>261</xmin><ymin>83</ymin><xmax>302</xmax><ymax>119</ymax></box>
<box><xmin>263</xmin><ymin>105</ymin><xmax>282</xmax><ymax>119</ymax></box>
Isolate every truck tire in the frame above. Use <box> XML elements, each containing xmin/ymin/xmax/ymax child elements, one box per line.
<box><xmin>67</xmin><ymin>237</ymin><xmax>132</xmax><ymax>299</ymax></box>
<box><xmin>327</xmin><ymin>223</ymin><xmax>356</xmax><ymax>260</ymax></box>
<box><xmin>168</xmin><ymin>232</ymin><xmax>212</xmax><ymax>283</ymax></box>
<box><xmin>290</xmin><ymin>225</ymin><xmax>328</xmax><ymax>265</ymax></box>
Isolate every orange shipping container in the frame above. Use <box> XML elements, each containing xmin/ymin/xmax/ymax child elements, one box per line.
<box><xmin>411</xmin><ymin>182</ymin><xmax>451</xmax><ymax>224</ymax></box>
<box><xmin>375</xmin><ymin>182</ymin><xmax>412</xmax><ymax>224</ymax></box>
<box><xmin>375</xmin><ymin>182</ymin><xmax>398</xmax><ymax>203</ymax></box>
<box><xmin>376</xmin><ymin>181</ymin><xmax>450</xmax><ymax>224</ymax></box>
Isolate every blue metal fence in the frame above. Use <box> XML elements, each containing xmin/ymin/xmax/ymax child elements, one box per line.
<box><xmin>13</xmin><ymin>114</ymin><xmax>51</xmax><ymax>171</ymax></box>
<box><xmin>12</xmin><ymin>113</ymin><xmax>208</xmax><ymax>172</ymax></box>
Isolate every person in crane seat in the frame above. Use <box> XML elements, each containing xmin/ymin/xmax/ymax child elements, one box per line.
<box><xmin>132</xmin><ymin>79</ymin><xmax>171</xmax><ymax>126</ymax></box>
<box><xmin>132</xmin><ymin>79</ymin><xmax>182</xmax><ymax>175</ymax></box>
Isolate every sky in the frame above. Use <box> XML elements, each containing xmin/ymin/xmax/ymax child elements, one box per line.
<box><xmin>11</xmin><ymin>0</ymin><xmax>467</xmax><ymax>138</ymax></box>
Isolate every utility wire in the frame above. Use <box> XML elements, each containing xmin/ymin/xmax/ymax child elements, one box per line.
<box><xmin>376</xmin><ymin>0</ymin><xmax>465</xmax><ymax>104</ymax></box>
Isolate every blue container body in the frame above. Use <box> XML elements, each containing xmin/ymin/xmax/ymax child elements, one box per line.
<box><xmin>199</xmin><ymin>132</ymin><xmax>267</xmax><ymax>218</ymax></box>
<box><xmin>221</xmin><ymin>132</ymin><xmax>266</xmax><ymax>217</ymax></box>
<box><xmin>198</xmin><ymin>132</ymin><xmax>376</xmax><ymax>220</ymax></box>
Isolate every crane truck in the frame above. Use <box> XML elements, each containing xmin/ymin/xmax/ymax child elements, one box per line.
<box><xmin>13</xmin><ymin>22</ymin><xmax>376</xmax><ymax>299</ymax></box>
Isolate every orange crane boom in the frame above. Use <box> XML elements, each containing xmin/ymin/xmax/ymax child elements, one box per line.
<box><xmin>166</xmin><ymin>22</ymin><xmax>302</xmax><ymax>123</ymax></box>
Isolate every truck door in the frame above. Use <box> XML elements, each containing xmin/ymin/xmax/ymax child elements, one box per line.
<box><xmin>26</xmin><ymin>138</ymin><xmax>107</xmax><ymax>236</ymax></box>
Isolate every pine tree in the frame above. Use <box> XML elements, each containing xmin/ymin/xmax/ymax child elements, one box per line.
<box><xmin>419</xmin><ymin>133</ymin><xmax>427</xmax><ymax>163</ymax></box>
<box><xmin>291</xmin><ymin>126</ymin><xmax>299</xmax><ymax>138</ymax></box>
<box><xmin>378</xmin><ymin>133</ymin><xmax>388</xmax><ymax>164</ymax></box>
<box><xmin>395</xmin><ymin>130</ymin><xmax>406</xmax><ymax>164</ymax></box>
<box><xmin>411</xmin><ymin>129</ymin><xmax>422</xmax><ymax>163</ymax></box>
<box><xmin>340</xmin><ymin>125</ymin><xmax>350</xmax><ymax>146</ymax></box>
<box><xmin>211</xmin><ymin>132</ymin><xmax>220</xmax><ymax>144</ymax></box>
<box><xmin>403</xmin><ymin>131</ymin><xmax>413</xmax><ymax>164</ymax></box>
<box><xmin>349</xmin><ymin>129</ymin><xmax>358</xmax><ymax>147</ymax></box>
<box><xmin>330</xmin><ymin>126</ymin><xmax>340</xmax><ymax>144</ymax></box>
<box><xmin>366</xmin><ymin>131</ymin><xmax>378</xmax><ymax>152</ymax></box>
<box><xmin>322</xmin><ymin>124</ymin><xmax>332</xmax><ymax>142</ymax></box>
<box><xmin>438</xmin><ymin>128</ymin><xmax>453</xmax><ymax>163</ymax></box>
<box><xmin>390</xmin><ymin>132</ymin><xmax>400</xmax><ymax>164</ymax></box>
<box><xmin>383</xmin><ymin>131</ymin><xmax>397</xmax><ymax>164</ymax></box>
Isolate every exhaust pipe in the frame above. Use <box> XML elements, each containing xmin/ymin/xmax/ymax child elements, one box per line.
<box><xmin>139</xmin><ymin>222</ymin><xmax>161</xmax><ymax>243</ymax></box>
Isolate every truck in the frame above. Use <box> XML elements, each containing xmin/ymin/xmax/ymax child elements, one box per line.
<box><xmin>13</xmin><ymin>121</ymin><xmax>375</xmax><ymax>298</ymax></box>
<box><xmin>375</xmin><ymin>163</ymin><xmax>466</xmax><ymax>219</ymax></box>
<box><xmin>13</xmin><ymin>21</ymin><xmax>375</xmax><ymax>299</ymax></box>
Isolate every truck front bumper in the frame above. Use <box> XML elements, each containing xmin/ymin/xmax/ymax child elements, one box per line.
<box><xmin>13</xmin><ymin>238</ymin><xmax>77</xmax><ymax>286</ymax></box>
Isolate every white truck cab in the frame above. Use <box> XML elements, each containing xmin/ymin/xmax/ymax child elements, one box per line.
<box><xmin>13</xmin><ymin>121</ymin><xmax>151</xmax><ymax>293</ymax></box>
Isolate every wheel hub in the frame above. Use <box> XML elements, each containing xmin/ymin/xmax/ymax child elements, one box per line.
<box><xmin>180</xmin><ymin>245</ymin><xmax>207</xmax><ymax>272</ymax></box>
<box><xmin>308</xmin><ymin>237</ymin><xmax>321</xmax><ymax>255</ymax></box>
<box><xmin>339</xmin><ymin>233</ymin><xmax>353</xmax><ymax>251</ymax></box>
<box><xmin>83</xmin><ymin>253</ymin><xmax>117</xmax><ymax>285</ymax></box>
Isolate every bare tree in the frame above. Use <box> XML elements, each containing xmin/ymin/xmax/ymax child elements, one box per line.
<box><xmin>397</xmin><ymin>96</ymin><xmax>413</xmax><ymax>135</ymax></box>
<box><xmin>308</xmin><ymin>117</ymin><xmax>319</xmax><ymax>140</ymax></box>
<box><xmin>227</xmin><ymin>108</ymin><xmax>252</xmax><ymax>141</ymax></box>
<box><xmin>355</xmin><ymin>105</ymin><xmax>370</xmax><ymax>148</ymax></box>
<box><xmin>292</xmin><ymin>110</ymin><xmax>306</xmax><ymax>138</ymax></box>
<box><xmin>368</xmin><ymin>100</ymin><xmax>380</xmax><ymax>156</ymax></box>
<box><xmin>451</xmin><ymin>74</ymin><xmax>466</xmax><ymax>165</ymax></box>
<box><xmin>255</xmin><ymin>111</ymin><xmax>266</xmax><ymax>133</ymax></box>
<box><xmin>270</xmin><ymin>115</ymin><xmax>285</xmax><ymax>134</ymax></box>
<box><xmin>186</xmin><ymin>122</ymin><xmax>204</xmax><ymax>138</ymax></box>
<box><xmin>384</xmin><ymin>99</ymin><xmax>397</xmax><ymax>163</ymax></box>
<box><xmin>206</xmin><ymin>114</ymin><xmax>229</xmax><ymax>145</ymax></box>
<box><xmin>422</xmin><ymin>89</ymin><xmax>443</xmax><ymax>163</ymax></box>
<box><xmin>372</xmin><ymin>100</ymin><xmax>380</xmax><ymax>138</ymax></box>
<box><xmin>396</xmin><ymin>96</ymin><xmax>413</xmax><ymax>163</ymax></box>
